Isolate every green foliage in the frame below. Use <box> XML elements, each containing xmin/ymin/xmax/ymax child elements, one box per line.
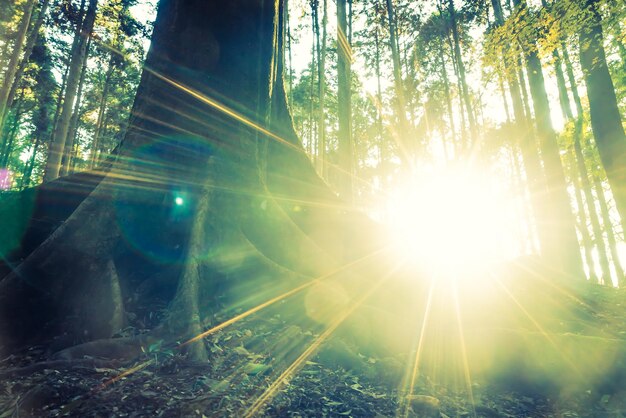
<box><xmin>0</xmin><ymin>0</ymin><xmax>153</xmax><ymax>189</ymax></box>
<box><xmin>142</xmin><ymin>339</ymin><xmax>175</xmax><ymax>365</ymax></box>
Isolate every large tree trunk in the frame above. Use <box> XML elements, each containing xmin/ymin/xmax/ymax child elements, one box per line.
<box><xmin>578</xmin><ymin>0</ymin><xmax>626</xmax><ymax>239</ymax></box>
<box><xmin>0</xmin><ymin>0</ymin><xmax>378</xmax><ymax>356</ymax></box>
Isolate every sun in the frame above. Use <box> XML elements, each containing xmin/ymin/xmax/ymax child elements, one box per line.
<box><xmin>385</xmin><ymin>167</ymin><xmax>518</xmax><ymax>279</ymax></box>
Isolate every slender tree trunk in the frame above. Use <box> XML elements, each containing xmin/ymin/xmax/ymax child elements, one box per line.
<box><xmin>497</xmin><ymin>66</ymin><xmax>511</xmax><ymax>123</ymax></box>
<box><xmin>512</xmin><ymin>0</ymin><xmax>584</xmax><ymax>278</ymax></box>
<box><xmin>0</xmin><ymin>0</ymin><xmax>36</xmax><ymax>132</ymax></box>
<box><xmin>447</xmin><ymin>0</ymin><xmax>476</xmax><ymax>144</ymax></box>
<box><xmin>518</xmin><ymin>65</ymin><xmax>532</xmax><ymax>120</ymax></box>
<box><xmin>578</xmin><ymin>0</ymin><xmax>626</xmax><ymax>239</ymax></box>
<box><xmin>385</xmin><ymin>0</ymin><xmax>411</xmax><ymax>163</ymax></box>
<box><xmin>61</xmin><ymin>38</ymin><xmax>90</xmax><ymax>177</ymax></box>
<box><xmin>574</xmin><ymin>136</ymin><xmax>611</xmax><ymax>284</ymax></box>
<box><xmin>539</xmin><ymin>0</ymin><xmax>572</xmax><ymax>122</ymax></box>
<box><xmin>0</xmin><ymin>98</ymin><xmax>24</xmax><ymax>167</ymax></box>
<box><xmin>3</xmin><ymin>0</ymin><xmax>50</xmax><ymax>127</ymax></box>
<box><xmin>593</xmin><ymin>172</ymin><xmax>626</xmax><ymax>286</ymax></box>
<box><xmin>314</xmin><ymin>0</ymin><xmax>328</xmax><ymax>178</ymax></box>
<box><xmin>285</xmin><ymin>0</ymin><xmax>293</xmax><ymax>102</ymax></box>
<box><xmin>0</xmin><ymin>40</ymin><xmax>9</xmax><ymax>74</ymax></box>
<box><xmin>44</xmin><ymin>0</ymin><xmax>97</xmax><ymax>182</ymax></box>
<box><xmin>89</xmin><ymin>57</ymin><xmax>114</xmax><ymax>168</ymax></box>
<box><xmin>562</xmin><ymin>40</ymin><xmax>619</xmax><ymax>283</ymax></box>
<box><xmin>20</xmin><ymin>134</ymin><xmax>41</xmax><ymax>189</ymax></box>
<box><xmin>444</xmin><ymin>26</ymin><xmax>468</xmax><ymax>148</ymax></box>
<box><xmin>439</xmin><ymin>41</ymin><xmax>457</xmax><ymax>153</ymax></box>
<box><xmin>374</xmin><ymin>27</ymin><xmax>385</xmax><ymax>184</ymax></box>
<box><xmin>308</xmin><ymin>51</ymin><xmax>315</xmax><ymax>158</ymax></box>
<box><xmin>568</xmin><ymin>148</ymin><xmax>597</xmax><ymax>282</ymax></box>
<box><xmin>491</xmin><ymin>0</ymin><xmax>550</xmax><ymax>261</ymax></box>
<box><xmin>337</xmin><ymin>0</ymin><xmax>353</xmax><ymax>199</ymax></box>
<box><xmin>561</xmin><ymin>43</ymin><xmax>583</xmax><ymax>118</ymax></box>
<box><xmin>95</xmin><ymin>110</ymin><xmax>111</xmax><ymax>165</ymax></box>
<box><xmin>50</xmin><ymin>65</ymin><xmax>70</xmax><ymax>148</ymax></box>
<box><xmin>553</xmin><ymin>49</ymin><xmax>573</xmax><ymax>121</ymax></box>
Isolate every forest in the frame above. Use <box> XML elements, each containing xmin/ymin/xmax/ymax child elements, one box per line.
<box><xmin>0</xmin><ymin>0</ymin><xmax>625</xmax><ymax>416</ymax></box>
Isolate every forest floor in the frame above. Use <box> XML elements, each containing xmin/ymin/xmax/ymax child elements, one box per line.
<box><xmin>2</xmin><ymin>278</ymin><xmax>626</xmax><ymax>418</ymax></box>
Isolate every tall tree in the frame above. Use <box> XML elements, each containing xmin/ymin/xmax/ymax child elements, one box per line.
<box><xmin>1</xmin><ymin>0</ymin><xmax>50</xmax><ymax>136</ymax></box>
<box><xmin>0</xmin><ymin>0</ymin><xmax>377</xmax><ymax>358</ymax></box>
<box><xmin>447</xmin><ymin>0</ymin><xmax>476</xmax><ymax>145</ymax></box>
<box><xmin>43</xmin><ymin>0</ymin><xmax>97</xmax><ymax>181</ymax></box>
<box><xmin>60</xmin><ymin>38</ymin><xmax>90</xmax><ymax>177</ymax></box>
<box><xmin>578</xmin><ymin>0</ymin><xmax>626</xmax><ymax>239</ymax></box>
<box><xmin>0</xmin><ymin>0</ymin><xmax>36</xmax><ymax>134</ymax></box>
<box><xmin>489</xmin><ymin>0</ymin><xmax>551</xmax><ymax>267</ymax></box>
<box><xmin>512</xmin><ymin>0</ymin><xmax>583</xmax><ymax>278</ymax></box>
<box><xmin>385</xmin><ymin>0</ymin><xmax>411</xmax><ymax>164</ymax></box>
<box><xmin>313</xmin><ymin>0</ymin><xmax>328</xmax><ymax>177</ymax></box>
<box><xmin>337</xmin><ymin>0</ymin><xmax>353</xmax><ymax>198</ymax></box>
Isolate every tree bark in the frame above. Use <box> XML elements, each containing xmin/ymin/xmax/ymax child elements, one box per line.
<box><xmin>578</xmin><ymin>0</ymin><xmax>626</xmax><ymax>239</ymax></box>
<box><xmin>374</xmin><ymin>27</ymin><xmax>384</xmax><ymax>174</ymax></box>
<box><xmin>553</xmin><ymin>49</ymin><xmax>573</xmax><ymax>121</ymax></box>
<box><xmin>447</xmin><ymin>0</ymin><xmax>476</xmax><ymax>144</ymax></box>
<box><xmin>0</xmin><ymin>0</ymin><xmax>36</xmax><ymax>133</ymax></box>
<box><xmin>20</xmin><ymin>135</ymin><xmax>41</xmax><ymax>189</ymax></box>
<box><xmin>1</xmin><ymin>0</ymin><xmax>375</xmax><ymax>353</ymax></box>
<box><xmin>61</xmin><ymin>38</ymin><xmax>90</xmax><ymax>177</ymax></box>
<box><xmin>2</xmin><ymin>0</ymin><xmax>50</xmax><ymax>135</ymax></box>
<box><xmin>574</xmin><ymin>135</ymin><xmax>611</xmax><ymax>284</ymax></box>
<box><xmin>0</xmin><ymin>96</ymin><xmax>24</xmax><ymax>167</ymax></box>
<box><xmin>439</xmin><ymin>40</ymin><xmax>457</xmax><ymax>155</ymax></box>
<box><xmin>314</xmin><ymin>0</ymin><xmax>328</xmax><ymax>177</ymax></box>
<box><xmin>385</xmin><ymin>0</ymin><xmax>411</xmax><ymax>164</ymax></box>
<box><xmin>568</xmin><ymin>150</ymin><xmax>597</xmax><ymax>283</ymax></box>
<box><xmin>337</xmin><ymin>0</ymin><xmax>353</xmax><ymax>200</ymax></box>
<box><xmin>491</xmin><ymin>0</ymin><xmax>551</xmax><ymax>264</ymax></box>
<box><xmin>592</xmin><ymin>172</ymin><xmax>626</xmax><ymax>286</ymax></box>
<box><xmin>512</xmin><ymin>0</ymin><xmax>584</xmax><ymax>279</ymax></box>
<box><xmin>43</xmin><ymin>0</ymin><xmax>97</xmax><ymax>182</ymax></box>
<box><xmin>89</xmin><ymin>57</ymin><xmax>115</xmax><ymax>168</ymax></box>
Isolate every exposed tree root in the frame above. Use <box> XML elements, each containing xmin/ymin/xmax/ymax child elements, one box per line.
<box><xmin>0</xmin><ymin>358</ymin><xmax>125</xmax><ymax>378</ymax></box>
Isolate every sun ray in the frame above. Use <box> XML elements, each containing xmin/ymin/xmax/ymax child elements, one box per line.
<box><xmin>91</xmin><ymin>37</ymin><xmax>380</xmax><ymax>192</ymax></box>
<box><xmin>493</xmin><ymin>275</ymin><xmax>583</xmax><ymax>378</ymax></box>
<box><xmin>452</xmin><ymin>283</ymin><xmax>476</xmax><ymax>417</ymax></box>
<box><xmin>398</xmin><ymin>276</ymin><xmax>436</xmax><ymax>418</ymax></box>
<box><xmin>89</xmin><ymin>247</ymin><xmax>389</xmax><ymax>398</ymax></box>
<box><xmin>242</xmin><ymin>267</ymin><xmax>399</xmax><ymax>418</ymax></box>
<box><xmin>181</xmin><ymin>247</ymin><xmax>388</xmax><ymax>347</ymax></box>
<box><xmin>97</xmin><ymin>359</ymin><xmax>153</xmax><ymax>391</ymax></box>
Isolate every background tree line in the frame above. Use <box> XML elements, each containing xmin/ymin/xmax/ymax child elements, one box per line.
<box><xmin>285</xmin><ymin>0</ymin><xmax>625</xmax><ymax>286</ymax></box>
<box><xmin>1</xmin><ymin>0</ymin><xmax>625</xmax><ymax>285</ymax></box>
<box><xmin>0</xmin><ymin>0</ymin><xmax>152</xmax><ymax>189</ymax></box>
